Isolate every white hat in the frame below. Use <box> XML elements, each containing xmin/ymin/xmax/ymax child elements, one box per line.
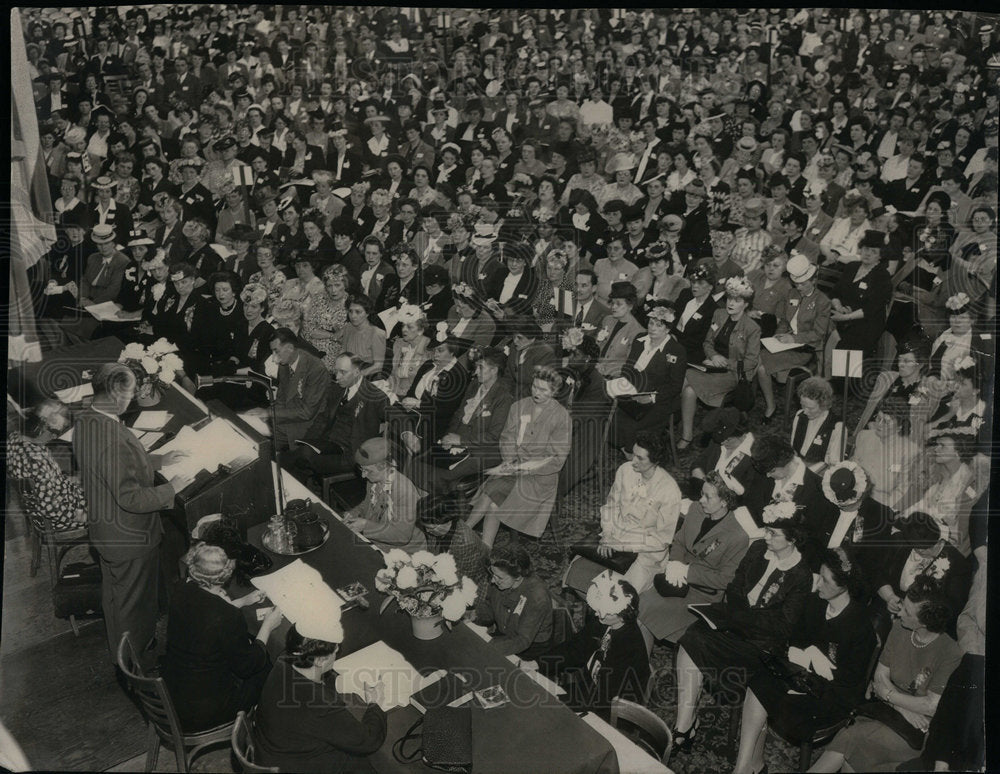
<box><xmin>786</xmin><ymin>252</ymin><xmax>817</xmax><ymax>283</ymax></box>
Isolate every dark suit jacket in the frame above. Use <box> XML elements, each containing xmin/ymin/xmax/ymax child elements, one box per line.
<box><xmin>672</xmin><ymin>290</ymin><xmax>718</xmax><ymax>365</ymax></box>
<box><xmin>162</xmin><ymin>580</ymin><xmax>271</xmax><ymax>732</ymax></box>
<box><xmin>744</xmin><ymin>462</ymin><xmax>837</xmax><ymax>529</ymax></box>
<box><xmin>273</xmin><ymin>350</ymin><xmax>330</xmax><ymax>448</ymax></box>
<box><xmin>620</xmin><ymin>334</ymin><xmax>687</xmax><ymax>405</ymax></box>
<box><xmin>447</xmin><ymin>376</ymin><xmax>516</xmax><ymax>455</ymax></box>
<box><xmin>876</xmin><ymin>541</ymin><xmax>970</xmax><ymax>615</ymax></box>
<box><xmin>73</xmin><ymin>407</ymin><xmax>175</xmax><ymax>561</ymax></box>
<box><xmin>496</xmin><ymin>267</ymin><xmax>539</xmax><ymax>316</ymax></box>
<box><xmin>80</xmin><ymin>251</ymin><xmax>130</xmax><ymax>305</ymax></box>
<box><xmin>309</xmin><ymin>378</ymin><xmax>388</xmax><ymax>454</ymax></box>
<box><xmin>505</xmin><ymin>341</ymin><xmax>557</xmax><ymax>398</ymax></box>
<box><xmin>403</xmin><ymin>359</ymin><xmax>470</xmax><ymax>443</ymax></box>
<box><xmin>282</xmin><ymin>145</ymin><xmax>326</xmax><ymax>177</ymax></box>
<box><xmin>90</xmin><ymin>200</ymin><xmax>134</xmax><ymax>246</ymax></box>
<box><xmin>323</xmin><ymin>146</ymin><xmax>363</xmax><ymax>186</ymax></box>
<box><xmin>361</xmin><ymin>260</ymin><xmax>400</xmax><ymax>312</ymax></box>
<box><xmin>154</xmin><ymin>223</ymin><xmax>188</xmax><ymax>265</ymax></box>
<box><xmin>165</xmin><ymin>73</ymin><xmax>204</xmax><ymax>107</ymax></box>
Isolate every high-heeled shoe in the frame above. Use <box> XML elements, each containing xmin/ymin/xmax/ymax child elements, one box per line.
<box><xmin>671</xmin><ymin>717</ymin><xmax>700</xmax><ymax>754</ymax></box>
<box><xmin>677</xmin><ymin>436</ymin><xmax>693</xmax><ymax>451</ymax></box>
<box><xmin>760</xmin><ymin>408</ymin><xmax>777</xmax><ymax>425</ymax></box>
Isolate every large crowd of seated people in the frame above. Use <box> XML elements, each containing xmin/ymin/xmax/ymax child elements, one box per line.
<box><xmin>9</xmin><ymin>5</ymin><xmax>995</xmax><ymax>771</ymax></box>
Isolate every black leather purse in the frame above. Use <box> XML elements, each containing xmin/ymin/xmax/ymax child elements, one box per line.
<box><xmin>393</xmin><ymin>706</ymin><xmax>473</xmax><ymax>774</ymax></box>
<box><xmin>723</xmin><ymin>361</ymin><xmax>755</xmax><ymax>412</ymax></box>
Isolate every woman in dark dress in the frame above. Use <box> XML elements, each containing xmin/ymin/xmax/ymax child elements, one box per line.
<box><xmin>151</xmin><ymin>262</ymin><xmax>200</xmax><ymax>355</ymax></box>
<box><xmin>733</xmin><ymin>548</ymin><xmax>876</xmax><ymax>774</ymax></box>
<box><xmin>254</xmin><ymin>626</ymin><xmax>387</xmax><ymax>774</ymax></box>
<box><xmin>558</xmin><ymin>188</ymin><xmax>608</xmax><ymax>263</ymax></box>
<box><xmin>188</xmin><ymin>271</ymin><xmax>248</xmax><ymax>377</ymax></box>
<box><xmin>670</xmin><ymin>512</ymin><xmax>812</xmax><ymax>753</ymax></box>
<box><xmin>672</xmin><ymin>262</ymin><xmax>719</xmax><ymax>367</ymax></box>
<box><xmin>829</xmin><ymin>229</ymin><xmax>893</xmax><ymax>364</ymax></box>
<box><xmin>162</xmin><ymin>544</ymin><xmax>283</xmax><ymax>733</ymax></box>
<box><xmin>529</xmin><ymin>572</ymin><xmax>650</xmax><ymax>721</ymax></box>
<box><xmin>558</xmin><ymin>331</ymin><xmax>611</xmax><ymax>496</ymax></box>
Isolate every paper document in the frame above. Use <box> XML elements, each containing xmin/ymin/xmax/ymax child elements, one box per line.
<box><xmin>54</xmin><ymin>382</ymin><xmax>94</xmax><ymax>403</ymax></box>
<box><xmin>84</xmin><ymin>301</ymin><xmax>141</xmax><ymax>321</ymax></box>
<box><xmin>464</xmin><ymin>621</ymin><xmax>492</xmax><ymax>642</ymax></box>
<box><xmin>237</xmin><ymin>412</ymin><xmax>271</xmax><ymax>437</ymax></box>
<box><xmin>761</xmin><ymin>337</ymin><xmax>804</xmax><ymax>354</ymax></box>
<box><xmin>138</xmin><ymin>432</ymin><xmax>165</xmax><ymax>451</ymax></box>
<box><xmin>156</xmin><ymin>417</ymin><xmax>258</xmax><ymax>481</ymax></box>
<box><xmin>334</xmin><ymin>641</ymin><xmax>429</xmax><ymax>711</ymax></box>
<box><xmin>251</xmin><ymin>559</ymin><xmax>345</xmax><ymax>643</ymax></box>
<box><xmin>132</xmin><ymin>411</ymin><xmax>172</xmax><ymax>431</ymax></box>
<box><xmin>377</xmin><ymin>307</ymin><xmax>400</xmax><ymax>333</ymax></box>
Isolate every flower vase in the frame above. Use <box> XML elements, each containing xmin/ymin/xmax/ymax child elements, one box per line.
<box><xmin>410</xmin><ymin>613</ymin><xmax>444</xmax><ymax>641</ymax></box>
<box><xmin>136</xmin><ymin>379</ymin><xmax>162</xmax><ymax>407</ymax></box>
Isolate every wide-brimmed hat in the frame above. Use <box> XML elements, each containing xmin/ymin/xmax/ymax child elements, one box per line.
<box><xmin>605</xmin><ymin>153</ymin><xmax>637</xmax><ymax>174</ymax></box>
<box><xmin>225</xmin><ymin>223</ymin><xmax>258</xmax><ymax>243</ymax></box>
<box><xmin>355</xmin><ymin>437</ymin><xmax>390</xmax><ymax>466</ymax></box>
<box><xmin>91</xmin><ymin>224</ymin><xmax>115</xmax><ymax>244</ymax></box>
<box><xmin>786</xmin><ymin>252</ymin><xmax>817</xmax><ymax>283</ymax></box>
<box><xmin>92</xmin><ymin>176</ymin><xmax>116</xmax><ymax>191</ymax></box>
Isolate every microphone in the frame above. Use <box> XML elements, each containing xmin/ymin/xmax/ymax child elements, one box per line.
<box><xmin>196</xmin><ymin>373</ymin><xmax>272</xmax><ymax>390</ymax></box>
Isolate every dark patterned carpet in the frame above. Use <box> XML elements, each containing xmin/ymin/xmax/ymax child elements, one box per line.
<box><xmin>491</xmin><ymin>383</ymin><xmax>874</xmax><ymax>774</ymax></box>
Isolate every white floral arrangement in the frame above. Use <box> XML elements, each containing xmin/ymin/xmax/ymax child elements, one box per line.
<box><xmin>374</xmin><ymin>549</ymin><xmax>478</xmax><ymax>622</ymax></box>
<box><xmin>945</xmin><ymin>292</ymin><xmax>970</xmax><ymax>312</ymax></box>
<box><xmin>724</xmin><ymin>276</ymin><xmax>755</xmax><ymax>299</ymax></box>
<box><xmin>435</xmin><ymin>321</ymin><xmax>450</xmax><ymax>343</ymax></box>
<box><xmin>929</xmin><ymin>556</ymin><xmax>951</xmax><ymax>580</ymax></box>
<box><xmin>586</xmin><ymin>571</ymin><xmax>632</xmax><ymax>618</ymax></box>
<box><xmin>453</xmin><ymin>282</ymin><xmax>476</xmax><ymax>300</ymax></box>
<box><xmin>118</xmin><ymin>339</ymin><xmax>185</xmax><ymax>386</ymax></box>
<box><xmin>562</xmin><ymin>327</ymin><xmax>586</xmax><ymax>349</ymax></box>
<box><xmin>762</xmin><ymin>501</ymin><xmax>799</xmax><ymax>524</ymax></box>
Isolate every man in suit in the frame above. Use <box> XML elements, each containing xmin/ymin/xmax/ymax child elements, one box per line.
<box><xmin>280</xmin><ymin>353</ymin><xmax>387</xmax><ymax>484</ymax></box>
<box><xmin>409</xmin><ymin>347</ymin><xmax>515</xmax><ymax>494</ymax></box>
<box><xmin>595</xmin><ymin>282</ymin><xmax>646</xmax><ymax>378</ymax></box>
<box><xmin>571</xmin><ymin>269</ymin><xmax>611</xmax><ymax>330</ymax></box>
<box><xmin>164</xmin><ymin>55</ymin><xmax>202</xmax><ymax>108</ymax></box>
<box><xmin>253</xmin><ymin>328</ymin><xmax>330</xmax><ymax>452</ymax></box>
<box><xmin>74</xmin><ymin>363</ymin><xmax>186</xmax><ymax>669</ymax></box>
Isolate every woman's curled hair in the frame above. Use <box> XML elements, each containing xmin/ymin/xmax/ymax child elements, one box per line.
<box><xmin>284</xmin><ymin>625</ymin><xmax>340</xmax><ymax>668</ymax></box>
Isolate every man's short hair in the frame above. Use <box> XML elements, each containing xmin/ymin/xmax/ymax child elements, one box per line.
<box><xmin>271</xmin><ymin>327</ymin><xmax>299</xmax><ymax>348</ymax></box>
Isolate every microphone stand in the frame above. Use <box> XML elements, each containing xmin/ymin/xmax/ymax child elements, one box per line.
<box><xmin>195</xmin><ymin>373</ymin><xmax>286</xmax><ymax>519</ymax></box>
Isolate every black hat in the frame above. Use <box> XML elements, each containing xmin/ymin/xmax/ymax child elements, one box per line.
<box><xmin>423</xmin><ymin>264</ymin><xmax>449</xmax><ymax>288</ymax></box>
<box><xmin>608</xmin><ymin>281</ymin><xmax>637</xmax><ymax>301</ymax></box>
<box><xmin>59</xmin><ymin>209</ymin><xmax>88</xmax><ymax>230</ymax></box>
<box><xmin>624</xmin><ymin>204</ymin><xmax>645</xmax><ymax>223</ymax></box>
<box><xmin>213</xmin><ymin>135</ymin><xmax>237</xmax><ymax>151</ymax></box>
<box><xmin>858</xmin><ymin>230</ymin><xmax>885</xmax><ymax>249</ymax></box>
<box><xmin>701</xmin><ymin>406</ymin><xmax>745</xmax><ymax>444</ymax></box>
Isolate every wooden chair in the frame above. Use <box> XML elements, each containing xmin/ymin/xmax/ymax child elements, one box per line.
<box><xmin>769</xmin><ymin>632</ymin><xmax>884</xmax><ymax>771</ymax></box>
<box><xmin>609</xmin><ymin>697</ymin><xmax>673</xmax><ymax>764</ymax></box>
<box><xmin>17</xmin><ymin>478</ymin><xmax>90</xmax><ymax>587</ymax></box>
<box><xmin>548</xmin><ymin>591</ymin><xmax>577</xmax><ymax>647</ymax></box>
<box><xmin>103</xmin><ymin>74</ymin><xmax>131</xmax><ymax>96</ymax></box>
<box><xmin>117</xmin><ymin>632</ymin><xmax>235</xmax><ymax>773</ymax></box>
<box><xmin>231</xmin><ymin>711</ymin><xmax>278</xmax><ymax>773</ymax></box>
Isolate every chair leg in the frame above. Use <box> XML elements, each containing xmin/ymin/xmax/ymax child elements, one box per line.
<box><xmin>69</xmin><ymin>615</ymin><xmax>80</xmax><ymax>637</ymax></box>
<box><xmin>29</xmin><ymin>531</ymin><xmax>42</xmax><ymax>577</ymax></box>
<box><xmin>145</xmin><ymin>725</ymin><xmax>160</xmax><ymax>772</ymax></box>
<box><xmin>729</xmin><ymin>702</ymin><xmax>742</xmax><ymax>760</ymax></box>
<box><xmin>799</xmin><ymin>741</ymin><xmax>813</xmax><ymax>771</ymax></box>
<box><xmin>667</xmin><ymin>413</ymin><xmax>679</xmax><ymax>466</ymax></box>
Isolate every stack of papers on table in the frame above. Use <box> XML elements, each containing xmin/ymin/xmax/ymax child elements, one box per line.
<box><xmin>334</xmin><ymin>641</ymin><xmax>430</xmax><ymax>711</ymax></box>
<box><xmin>156</xmin><ymin>417</ymin><xmax>258</xmax><ymax>483</ymax></box>
<box><xmin>84</xmin><ymin>301</ymin><xmax>141</xmax><ymax>322</ymax></box>
<box><xmin>54</xmin><ymin>382</ymin><xmax>94</xmax><ymax>404</ymax></box>
<box><xmin>132</xmin><ymin>411</ymin><xmax>172</xmax><ymax>431</ymax></box>
<box><xmin>761</xmin><ymin>337</ymin><xmax>804</xmax><ymax>354</ymax></box>
<box><xmin>251</xmin><ymin>559</ymin><xmax>345</xmax><ymax>643</ymax></box>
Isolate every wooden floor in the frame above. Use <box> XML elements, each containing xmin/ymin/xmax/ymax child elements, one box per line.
<box><xmin>0</xmin><ymin>502</ymin><xmax>233</xmax><ymax>772</ymax></box>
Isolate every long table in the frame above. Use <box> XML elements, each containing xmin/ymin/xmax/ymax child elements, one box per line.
<box><xmin>248</xmin><ymin>473</ymin><xmax>673</xmax><ymax>774</ymax></box>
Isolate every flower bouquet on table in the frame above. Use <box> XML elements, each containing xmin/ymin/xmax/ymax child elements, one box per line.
<box><xmin>118</xmin><ymin>338</ymin><xmax>185</xmax><ymax>405</ymax></box>
<box><xmin>375</xmin><ymin>549</ymin><xmax>478</xmax><ymax>639</ymax></box>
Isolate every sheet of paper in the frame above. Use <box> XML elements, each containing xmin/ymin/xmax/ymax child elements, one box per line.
<box><xmin>132</xmin><ymin>411</ymin><xmax>172</xmax><ymax>431</ymax></box>
<box><xmin>761</xmin><ymin>336</ymin><xmax>804</xmax><ymax>354</ymax></box>
<box><xmin>238</xmin><ymin>411</ymin><xmax>271</xmax><ymax>437</ymax></box>
<box><xmin>84</xmin><ymin>301</ymin><xmax>141</xmax><ymax>321</ymax></box>
<box><xmin>138</xmin><ymin>431</ymin><xmax>164</xmax><ymax>451</ymax></box>
<box><xmin>377</xmin><ymin>307</ymin><xmax>400</xmax><ymax>333</ymax></box>
<box><xmin>831</xmin><ymin>349</ymin><xmax>864</xmax><ymax>379</ymax></box>
<box><xmin>156</xmin><ymin>417</ymin><xmax>258</xmax><ymax>480</ymax></box>
<box><xmin>251</xmin><ymin>559</ymin><xmax>345</xmax><ymax>643</ymax></box>
<box><xmin>333</xmin><ymin>641</ymin><xmax>428</xmax><ymax>711</ymax></box>
<box><xmin>464</xmin><ymin>621</ymin><xmax>492</xmax><ymax>642</ymax></box>
<box><xmin>54</xmin><ymin>382</ymin><xmax>94</xmax><ymax>403</ymax></box>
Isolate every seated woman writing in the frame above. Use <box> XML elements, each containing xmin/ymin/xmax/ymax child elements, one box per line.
<box><xmin>733</xmin><ymin>548</ymin><xmax>876</xmax><ymax>774</ymax></box>
<box><xmin>679</xmin><ymin>276</ymin><xmax>761</xmax><ymax>449</ymax></box>
<box><xmin>807</xmin><ymin>579</ymin><xmax>962</xmax><ymax>773</ymax></box>
<box><xmin>568</xmin><ymin>432</ymin><xmax>682</xmax><ymax>593</ymax></box>
<box><xmin>465</xmin><ymin>366</ymin><xmax>571</xmax><ymax>548</ymax></box>
<box><xmin>253</xmin><ymin>624</ymin><xmax>387</xmax><ymax>773</ymax></box>
<box><xmin>607</xmin><ymin>301</ymin><xmax>688</xmax><ymax>453</ymax></box>
<box><xmin>525</xmin><ymin>572</ymin><xmax>650</xmax><ymax>721</ymax></box>
<box><xmin>670</xmin><ymin>510</ymin><xmax>812</xmax><ymax>754</ymax></box>
<box><xmin>475</xmin><ymin>545</ymin><xmax>554</xmax><ymax>659</ymax></box>
<box><xmin>162</xmin><ymin>544</ymin><xmax>284</xmax><ymax>733</ymax></box>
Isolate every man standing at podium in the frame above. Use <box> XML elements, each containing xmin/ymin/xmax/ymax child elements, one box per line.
<box><xmin>264</xmin><ymin>328</ymin><xmax>330</xmax><ymax>451</ymax></box>
<box><xmin>74</xmin><ymin>363</ymin><xmax>188</xmax><ymax>670</ymax></box>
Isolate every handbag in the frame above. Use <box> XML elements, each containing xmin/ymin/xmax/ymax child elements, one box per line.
<box><xmin>853</xmin><ymin>699</ymin><xmax>926</xmax><ymax>750</ymax></box>
<box><xmin>723</xmin><ymin>361</ymin><xmax>755</xmax><ymax>412</ymax></box>
<box><xmin>392</xmin><ymin>706</ymin><xmax>473</xmax><ymax>774</ymax></box>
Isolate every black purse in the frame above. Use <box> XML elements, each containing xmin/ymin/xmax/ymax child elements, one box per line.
<box><xmin>723</xmin><ymin>361</ymin><xmax>755</xmax><ymax>412</ymax></box>
<box><xmin>393</xmin><ymin>706</ymin><xmax>473</xmax><ymax>774</ymax></box>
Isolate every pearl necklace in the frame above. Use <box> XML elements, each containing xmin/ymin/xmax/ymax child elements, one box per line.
<box><xmin>911</xmin><ymin>630</ymin><xmax>934</xmax><ymax>648</ymax></box>
<box><xmin>219</xmin><ymin>301</ymin><xmax>238</xmax><ymax>317</ymax></box>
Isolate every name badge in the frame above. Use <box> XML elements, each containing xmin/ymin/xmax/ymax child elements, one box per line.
<box><xmin>513</xmin><ymin>595</ymin><xmax>526</xmax><ymax>616</ymax></box>
<box><xmin>858</xmin><ymin>281</ymin><xmax>868</xmax><ymax>290</ymax></box>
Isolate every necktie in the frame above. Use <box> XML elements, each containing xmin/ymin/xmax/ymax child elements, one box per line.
<box><xmin>575</xmin><ymin>306</ymin><xmax>584</xmax><ymax>326</ymax></box>
<box><xmin>93</xmin><ymin>261</ymin><xmax>111</xmax><ymax>285</ymax></box>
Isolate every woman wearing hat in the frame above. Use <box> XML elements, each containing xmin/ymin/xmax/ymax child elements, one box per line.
<box><xmin>828</xmin><ymin>228</ymin><xmax>893</xmax><ymax>367</ymax></box>
<box><xmin>236</xmin><ymin>282</ymin><xmax>276</xmax><ymax>376</ymax></box>
<box><xmin>729</xmin><ymin>197</ymin><xmax>774</xmax><ymax>273</ymax></box>
<box><xmin>757</xmin><ymin>252</ymin><xmax>833</xmax><ymax>420</ymax></box>
<box><xmin>362</xmin><ymin>114</ymin><xmax>397</xmax><ymax>169</ymax></box>
<box><xmin>561</xmin><ymin>149</ymin><xmax>606</xmax><ymax>208</ymax></box>
<box><xmin>596</xmin><ymin>154</ymin><xmax>641</xmax><ymax>210</ymax></box>
<box><xmin>116</xmin><ymin>231</ymin><xmax>158</xmax><ymax>314</ymax></box>
<box><xmin>298</xmin><ymin>264</ymin><xmax>349</xmax><ymax>373</ymax></box>
<box><xmin>466</xmin><ymin>365</ymin><xmax>571</xmax><ymax>548</ymax></box>
<box><xmin>215</xmin><ymin>180</ymin><xmax>257</xmax><ymax>245</ymax></box>
<box><xmin>745</xmin><ymin>244</ymin><xmax>792</xmax><ymax>337</ymax></box>
<box><xmin>531</xmin><ymin>249</ymin><xmax>577</xmax><ymax>329</ymax></box>
<box><xmin>680</xmin><ymin>276</ymin><xmax>761</xmax><ymax>449</ymax></box>
<box><xmin>152</xmin><ymin>262</ymin><xmax>200</xmax><ymax>350</ymax></box>
<box><xmin>528</xmin><ymin>572</ymin><xmax>650</xmax><ymax>720</ymax></box>
<box><xmin>733</xmin><ymin>548</ymin><xmax>876</xmax><ymax>774</ymax></box>
<box><xmin>162</xmin><ymin>543</ymin><xmax>282</xmax><ymax>734</ymax></box>
<box><xmin>253</xmin><ymin>624</ymin><xmax>388</xmax><ymax>772</ymax></box>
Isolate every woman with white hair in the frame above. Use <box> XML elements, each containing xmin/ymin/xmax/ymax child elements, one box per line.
<box><xmin>161</xmin><ymin>543</ymin><xmax>284</xmax><ymax>733</ymax></box>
